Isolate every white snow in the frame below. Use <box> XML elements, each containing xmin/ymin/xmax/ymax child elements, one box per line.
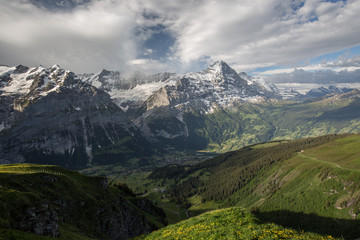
<box><xmin>275</xmin><ymin>83</ymin><xmax>322</xmax><ymax>95</ymax></box>
<box><xmin>0</xmin><ymin>122</ymin><xmax>4</xmax><ymax>132</ymax></box>
<box><xmin>108</xmin><ymin>77</ymin><xmax>178</xmax><ymax>104</ymax></box>
<box><xmin>74</xmin><ymin>107</ymin><xmax>81</xmax><ymax>111</ymax></box>
<box><xmin>0</xmin><ymin>66</ymin><xmax>16</xmax><ymax>76</ymax></box>
<box><xmin>0</xmin><ymin>67</ymin><xmax>40</xmax><ymax>96</ymax></box>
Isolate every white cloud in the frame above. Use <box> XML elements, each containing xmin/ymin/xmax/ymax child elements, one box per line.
<box><xmin>256</xmin><ymin>56</ymin><xmax>360</xmax><ymax>75</ymax></box>
<box><xmin>163</xmin><ymin>0</ymin><xmax>360</xmax><ymax>72</ymax></box>
<box><xmin>0</xmin><ymin>0</ymin><xmax>138</xmax><ymax>73</ymax></box>
<box><xmin>127</xmin><ymin>58</ymin><xmax>176</xmax><ymax>73</ymax></box>
<box><xmin>0</xmin><ymin>0</ymin><xmax>360</xmax><ymax>75</ymax></box>
<box><xmin>264</xmin><ymin>67</ymin><xmax>360</xmax><ymax>84</ymax></box>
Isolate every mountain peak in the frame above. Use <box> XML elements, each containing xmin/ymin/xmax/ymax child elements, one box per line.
<box><xmin>212</xmin><ymin>60</ymin><xmax>228</xmax><ymax>66</ymax></box>
<box><xmin>51</xmin><ymin>64</ymin><xmax>61</xmax><ymax>70</ymax></box>
<box><xmin>208</xmin><ymin>60</ymin><xmax>231</xmax><ymax>73</ymax></box>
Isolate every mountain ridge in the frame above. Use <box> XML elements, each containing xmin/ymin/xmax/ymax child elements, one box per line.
<box><xmin>0</xmin><ymin>64</ymin><xmax>152</xmax><ymax>168</ymax></box>
<box><xmin>1</xmin><ymin>61</ymin><xmax>360</xmax><ymax>168</ymax></box>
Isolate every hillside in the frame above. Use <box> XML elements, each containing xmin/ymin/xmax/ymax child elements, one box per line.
<box><xmin>135</xmin><ymin>207</ymin><xmax>337</xmax><ymax>240</ymax></box>
<box><xmin>143</xmin><ymin>134</ymin><xmax>360</xmax><ymax>239</ymax></box>
<box><xmin>0</xmin><ymin>164</ymin><xmax>166</xmax><ymax>239</ymax></box>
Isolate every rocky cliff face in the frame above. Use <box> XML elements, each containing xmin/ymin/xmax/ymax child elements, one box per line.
<box><xmin>80</xmin><ymin>70</ymin><xmax>178</xmax><ymax>111</ymax></box>
<box><xmin>132</xmin><ymin>61</ymin><xmax>281</xmax><ymax>147</ymax></box>
<box><xmin>143</xmin><ymin>61</ymin><xmax>280</xmax><ymax>113</ymax></box>
<box><xmin>0</xmin><ymin>65</ymin><xmax>151</xmax><ymax>169</ymax></box>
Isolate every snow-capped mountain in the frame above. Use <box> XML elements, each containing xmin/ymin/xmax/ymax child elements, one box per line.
<box><xmin>0</xmin><ymin>64</ymin><xmax>74</xmax><ymax>131</ymax></box>
<box><xmin>239</xmin><ymin>72</ymin><xmax>280</xmax><ymax>95</ymax></box>
<box><xmin>80</xmin><ymin>70</ymin><xmax>179</xmax><ymax>111</ymax></box>
<box><xmin>3</xmin><ymin>60</ymin><xmax>357</xmax><ymax>167</ymax></box>
<box><xmin>0</xmin><ymin>65</ymin><xmax>151</xmax><ymax>168</ymax></box>
<box><xmin>132</xmin><ymin>61</ymin><xmax>281</xmax><ymax>145</ymax></box>
<box><xmin>302</xmin><ymin>85</ymin><xmax>354</xmax><ymax>99</ymax></box>
<box><xmin>142</xmin><ymin>61</ymin><xmax>281</xmax><ymax>113</ymax></box>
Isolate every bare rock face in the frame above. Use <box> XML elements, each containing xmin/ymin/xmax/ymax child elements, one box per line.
<box><xmin>14</xmin><ymin>204</ymin><xmax>60</xmax><ymax>237</ymax></box>
<box><xmin>0</xmin><ymin>65</ymin><xmax>151</xmax><ymax>168</ymax></box>
<box><xmin>146</xmin><ymin>87</ymin><xmax>171</xmax><ymax>110</ymax></box>
<box><xmin>140</xmin><ymin>61</ymin><xmax>280</xmax><ymax>115</ymax></box>
<box><xmin>133</xmin><ymin>61</ymin><xmax>281</xmax><ymax>148</ymax></box>
<box><xmin>80</xmin><ymin>69</ymin><xmax>178</xmax><ymax>111</ymax></box>
<box><xmin>0</xmin><ymin>61</ymin><xmax>281</xmax><ymax>165</ymax></box>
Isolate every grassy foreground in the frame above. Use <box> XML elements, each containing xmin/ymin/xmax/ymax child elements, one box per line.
<box><xmin>134</xmin><ymin>207</ymin><xmax>337</xmax><ymax>240</ymax></box>
<box><xmin>0</xmin><ymin>163</ymin><xmax>165</xmax><ymax>239</ymax></box>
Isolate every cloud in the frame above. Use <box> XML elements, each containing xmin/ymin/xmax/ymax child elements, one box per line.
<box><xmin>0</xmin><ymin>0</ymin><xmax>138</xmax><ymax>73</ymax></box>
<box><xmin>255</xmin><ymin>56</ymin><xmax>360</xmax><ymax>75</ymax></box>
<box><xmin>0</xmin><ymin>0</ymin><xmax>360</xmax><ymax>75</ymax></box>
<box><xmin>163</xmin><ymin>0</ymin><xmax>360</xmax><ymax>72</ymax></box>
<box><xmin>127</xmin><ymin>58</ymin><xmax>176</xmax><ymax>73</ymax></box>
<box><xmin>264</xmin><ymin>68</ymin><xmax>360</xmax><ymax>84</ymax></box>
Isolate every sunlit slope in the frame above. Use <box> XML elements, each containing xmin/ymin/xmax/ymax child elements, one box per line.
<box><xmin>159</xmin><ymin>134</ymin><xmax>360</xmax><ymax>239</ymax></box>
<box><xmin>134</xmin><ymin>207</ymin><xmax>337</xmax><ymax>240</ymax></box>
<box><xmin>301</xmin><ymin>134</ymin><xmax>360</xmax><ymax>170</ymax></box>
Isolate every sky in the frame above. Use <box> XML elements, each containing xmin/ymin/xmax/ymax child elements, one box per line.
<box><xmin>1</xmin><ymin>0</ymin><xmax>360</xmax><ymax>80</ymax></box>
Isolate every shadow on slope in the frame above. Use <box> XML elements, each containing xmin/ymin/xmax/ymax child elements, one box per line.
<box><xmin>252</xmin><ymin>210</ymin><xmax>360</xmax><ymax>240</ymax></box>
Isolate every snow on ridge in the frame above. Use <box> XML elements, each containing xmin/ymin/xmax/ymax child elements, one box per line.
<box><xmin>0</xmin><ymin>66</ymin><xmax>16</xmax><ymax>76</ymax></box>
<box><xmin>1</xmin><ymin>67</ymin><xmax>36</xmax><ymax>96</ymax></box>
<box><xmin>1</xmin><ymin>65</ymin><xmax>73</xmax><ymax>98</ymax></box>
<box><xmin>110</xmin><ymin>77</ymin><xmax>178</xmax><ymax>104</ymax></box>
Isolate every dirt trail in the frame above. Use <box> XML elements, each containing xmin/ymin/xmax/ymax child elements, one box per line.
<box><xmin>298</xmin><ymin>152</ymin><xmax>360</xmax><ymax>173</ymax></box>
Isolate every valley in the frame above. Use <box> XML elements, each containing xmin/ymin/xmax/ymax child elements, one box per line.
<box><xmin>84</xmin><ymin>134</ymin><xmax>360</xmax><ymax>239</ymax></box>
<box><xmin>1</xmin><ymin>61</ymin><xmax>360</xmax><ymax>239</ymax></box>
<box><xmin>2</xmin><ymin>0</ymin><xmax>360</xmax><ymax>239</ymax></box>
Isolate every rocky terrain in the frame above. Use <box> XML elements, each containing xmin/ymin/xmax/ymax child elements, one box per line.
<box><xmin>1</xmin><ymin>61</ymin><xmax>359</xmax><ymax>168</ymax></box>
<box><xmin>0</xmin><ymin>65</ymin><xmax>150</xmax><ymax>169</ymax></box>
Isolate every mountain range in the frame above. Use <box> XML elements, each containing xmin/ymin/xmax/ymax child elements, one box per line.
<box><xmin>1</xmin><ymin>60</ymin><xmax>360</xmax><ymax>239</ymax></box>
<box><xmin>1</xmin><ymin>61</ymin><xmax>360</xmax><ymax>168</ymax></box>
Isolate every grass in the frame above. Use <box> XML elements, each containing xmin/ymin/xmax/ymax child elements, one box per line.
<box><xmin>0</xmin><ymin>163</ymin><xmax>165</xmax><ymax>239</ymax></box>
<box><xmin>302</xmin><ymin>134</ymin><xmax>360</xmax><ymax>170</ymax></box>
<box><xmin>0</xmin><ymin>225</ymin><xmax>96</xmax><ymax>240</ymax></box>
<box><xmin>80</xmin><ymin>134</ymin><xmax>360</xmax><ymax>238</ymax></box>
<box><xmin>145</xmin><ymin>191</ymin><xmax>187</xmax><ymax>224</ymax></box>
<box><xmin>227</xmin><ymin>147</ymin><xmax>360</xmax><ymax>219</ymax></box>
<box><xmin>146</xmin><ymin>134</ymin><xmax>360</xmax><ymax>239</ymax></box>
<box><xmin>134</xmin><ymin>207</ymin><xmax>338</xmax><ymax>240</ymax></box>
<box><xmin>0</xmin><ymin>163</ymin><xmax>65</xmax><ymax>175</ymax></box>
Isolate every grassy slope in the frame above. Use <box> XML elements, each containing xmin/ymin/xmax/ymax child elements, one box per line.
<box><xmin>156</xmin><ymin>134</ymin><xmax>360</xmax><ymax>239</ymax></box>
<box><xmin>0</xmin><ymin>164</ymin><xmax>164</xmax><ymax>239</ymax></box>
<box><xmin>228</xmin><ymin>135</ymin><xmax>360</xmax><ymax>215</ymax></box>
<box><xmin>226</xmin><ymin>136</ymin><xmax>360</xmax><ymax>238</ymax></box>
<box><xmin>134</xmin><ymin>207</ymin><xmax>337</xmax><ymax>240</ymax></box>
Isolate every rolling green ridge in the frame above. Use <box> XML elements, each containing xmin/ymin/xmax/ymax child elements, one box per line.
<box><xmin>0</xmin><ymin>164</ymin><xmax>166</xmax><ymax>239</ymax></box>
<box><xmin>6</xmin><ymin>134</ymin><xmax>359</xmax><ymax>239</ymax></box>
<box><xmin>134</xmin><ymin>207</ymin><xmax>338</xmax><ymax>240</ymax></box>
<box><xmin>143</xmin><ymin>134</ymin><xmax>360</xmax><ymax>239</ymax></box>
